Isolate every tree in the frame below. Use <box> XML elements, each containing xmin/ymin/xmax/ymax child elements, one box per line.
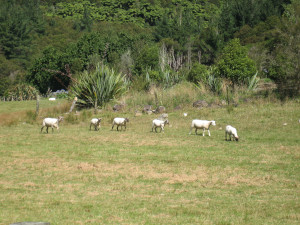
<box><xmin>0</xmin><ymin>0</ymin><xmax>45</xmax><ymax>59</ymax></box>
<box><xmin>264</xmin><ymin>0</ymin><xmax>300</xmax><ymax>98</ymax></box>
<box><xmin>216</xmin><ymin>38</ymin><xmax>256</xmax><ymax>87</ymax></box>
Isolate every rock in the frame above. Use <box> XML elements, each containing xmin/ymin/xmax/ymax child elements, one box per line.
<box><xmin>155</xmin><ymin>106</ymin><xmax>166</xmax><ymax>113</ymax></box>
<box><xmin>143</xmin><ymin>105</ymin><xmax>152</xmax><ymax>113</ymax></box>
<box><xmin>208</xmin><ymin>103</ymin><xmax>220</xmax><ymax>108</ymax></box>
<box><xmin>174</xmin><ymin>105</ymin><xmax>182</xmax><ymax>111</ymax></box>
<box><xmin>134</xmin><ymin>111</ymin><xmax>142</xmax><ymax>117</ymax></box>
<box><xmin>158</xmin><ymin>113</ymin><xmax>168</xmax><ymax>120</ymax></box>
<box><xmin>193</xmin><ymin>100</ymin><xmax>208</xmax><ymax>108</ymax></box>
<box><xmin>221</xmin><ymin>100</ymin><xmax>227</xmax><ymax>106</ymax></box>
<box><xmin>113</xmin><ymin>104</ymin><xmax>125</xmax><ymax>111</ymax></box>
<box><xmin>183</xmin><ymin>113</ymin><xmax>188</xmax><ymax>117</ymax></box>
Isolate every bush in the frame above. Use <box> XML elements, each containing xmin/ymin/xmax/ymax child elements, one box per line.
<box><xmin>70</xmin><ymin>64</ymin><xmax>128</xmax><ymax>109</ymax></box>
<box><xmin>5</xmin><ymin>83</ymin><xmax>39</xmax><ymax>101</ymax></box>
<box><xmin>187</xmin><ymin>63</ymin><xmax>209</xmax><ymax>84</ymax></box>
<box><xmin>216</xmin><ymin>38</ymin><xmax>256</xmax><ymax>87</ymax></box>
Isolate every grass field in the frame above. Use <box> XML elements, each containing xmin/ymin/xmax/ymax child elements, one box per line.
<box><xmin>0</xmin><ymin>99</ymin><xmax>299</xmax><ymax>224</ymax></box>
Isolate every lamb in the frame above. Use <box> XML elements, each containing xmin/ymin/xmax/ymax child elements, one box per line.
<box><xmin>225</xmin><ymin>125</ymin><xmax>239</xmax><ymax>141</ymax></box>
<box><xmin>189</xmin><ymin>119</ymin><xmax>216</xmax><ymax>136</ymax></box>
<box><xmin>41</xmin><ymin>116</ymin><xmax>63</xmax><ymax>133</ymax></box>
<box><xmin>152</xmin><ymin>119</ymin><xmax>169</xmax><ymax>133</ymax></box>
<box><xmin>90</xmin><ymin>118</ymin><xmax>102</xmax><ymax>131</ymax></box>
<box><xmin>112</xmin><ymin>117</ymin><xmax>129</xmax><ymax>131</ymax></box>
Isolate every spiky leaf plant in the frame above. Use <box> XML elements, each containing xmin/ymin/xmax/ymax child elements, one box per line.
<box><xmin>71</xmin><ymin>64</ymin><xmax>128</xmax><ymax>109</ymax></box>
<box><xmin>6</xmin><ymin>84</ymin><xmax>39</xmax><ymax>101</ymax></box>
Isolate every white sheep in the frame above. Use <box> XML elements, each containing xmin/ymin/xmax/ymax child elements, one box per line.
<box><xmin>112</xmin><ymin>117</ymin><xmax>129</xmax><ymax>131</ymax></box>
<box><xmin>152</xmin><ymin>119</ymin><xmax>169</xmax><ymax>133</ymax></box>
<box><xmin>225</xmin><ymin>125</ymin><xmax>239</xmax><ymax>141</ymax></box>
<box><xmin>189</xmin><ymin>119</ymin><xmax>216</xmax><ymax>136</ymax></box>
<box><xmin>90</xmin><ymin>118</ymin><xmax>102</xmax><ymax>131</ymax></box>
<box><xmin>41</xmin><ymin>116</ymin><xmax>63</xmax><ymax>133</ymax></box>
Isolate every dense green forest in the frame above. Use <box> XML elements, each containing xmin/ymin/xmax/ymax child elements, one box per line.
<box><xmin>0</xmin><ymin>0</ymin><xmax>299</xmax><ymax>104</ymax></box>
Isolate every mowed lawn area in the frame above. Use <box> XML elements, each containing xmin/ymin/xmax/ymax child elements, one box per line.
<box><xmin>0</xmin><ymin>100</ymin><xmax>299</xmax><ymax>224</ymax></box>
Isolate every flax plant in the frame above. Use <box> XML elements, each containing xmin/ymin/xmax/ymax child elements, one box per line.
<box><xmin>71</xmin><ymin>64</ymin><xmax>128</xmax><ymax>109</ymax></box>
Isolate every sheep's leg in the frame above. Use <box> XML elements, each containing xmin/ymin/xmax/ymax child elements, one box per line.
<box><xmin>225</xmin><ymin>132</ymin><xmax>227</xmax><ymax>141</ymax></box>
<box><xmin>46</xmin><ymin>127</ymin><xmax>49</xmax><ymax>133</ymax></box>
<box><xmin>202</xmin><ymin>128</ymin><xmax>205</xmax><ymax>136</ymax></box>
<box><xmin>161</xmin><ymin>126</ymin><xmax>164</xmax><ymax>133</ymax></box>
<box><xmin>52</xmin><ymin>125</ymin><xmax>54</xmax><ymax>133</ymax></box>
<box><xmin>41</xmin><ymin>126</ymin><xmax>44</xmax><ymax>133</ymax></box>
<box><xmin>208</xmin><ymin>129</ymin><xmax>211</xmax><ymax>136</ymax></box>
<box><xmin>112</xmin><ymin>123</ymin><xmax>115</xmax><ymax>130</ymax></box>
<box><xmin>189</xmin><ymin>127</ymin><xmax>193</xmax><ymax>135</ymax></box>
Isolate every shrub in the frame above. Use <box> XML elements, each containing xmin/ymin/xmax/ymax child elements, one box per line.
<box><xmin>70</xmin><ymin>64</ymin><xmax>128</xmax><ymax>109</ymax></box>
<box><xmin>216</xmin><ymin>38</ymin><xmax>256</xmax><ymax>87</ymax></box>
<box><xmin>187</xmin><ymin>63</ymin><xmax>209</xmax><ymax>84</ymax></box>
<box><xmin>5</xmin><ymin>83</ymin><xmax>39</xmax><ymax>101</ymax></box>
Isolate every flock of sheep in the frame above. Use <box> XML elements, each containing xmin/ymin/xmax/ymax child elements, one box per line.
<box><xmin>40</xmin><ymin>114</ymin><xmax>239</xmax><ymax>141</ymax></box>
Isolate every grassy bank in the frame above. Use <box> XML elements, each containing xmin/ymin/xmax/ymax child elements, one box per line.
<box><xmin>0</xmin><ymin>96</ymin><xmax>299</xmax><ymax>224</ymax></box>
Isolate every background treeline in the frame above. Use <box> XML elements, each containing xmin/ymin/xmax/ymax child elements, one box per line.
<box><xmin>0</xmin><ymin>0</ymin><xmax>299</xmax><ymax>103</ymax></box>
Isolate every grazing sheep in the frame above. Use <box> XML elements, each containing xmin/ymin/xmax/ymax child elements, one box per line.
<box><xmin>112</xmin><ymin>117</ymin><xmax>129</xmax><ymax>131</ymax></box>
<box><xmin>189</xmin><ymin>120</ymin><xmax>216</xmax><ymax>136</ymax></box>
<box><xmin>90</xmin><ymin>118</ymin><xmax>102</xmax><ymax>131</ymax></box>
<box><xmin>225</xmin><ymin>125</ymin><xmax>239</xmax><ymax>141</ymax></box>
<box><xmin>152</xmin><ymin>119</ymin><xmax>169</xmax><ymax>133</ymax></box>
<box><xmin>41</xmin><ymin>116</ymin><xmax>63</xmax><ymax>133</ymax></box>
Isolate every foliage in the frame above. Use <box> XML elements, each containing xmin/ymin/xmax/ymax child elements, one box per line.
<box><xmin>217</xmin><ymin>0</ymin><xmax>291</xmax><ymax>43</ymax></box>
<box><xmin>0</xmin><ymin>0</ymin><xmax>298</xmax><ymax>99</ymax></box>
<box><xmin>71</xmin><ymin>64</ymin><xmax>128</xmax><ymax>108</ymax></box>
<box><xmin>246</xmin><ymin>72</ymin><xmax>260</xmax><ymax>91</ymax></box>
<box><xmin>0</xmin><ymin>0</ymin><xmax>45</xmax><ymax>59</ymax></box>
<box><xmin>5</xmin><ymin>83</ymin><xmax>39</xmax><ymax>101</ymax></box>
<box><xmin>263</xmin><ymin>0</ymin><xmax>300</xmax><ymax>98</ymax></box>
<box><xmin>187</xmin><ymin>63</ymin><xmax>209</xmax><ymax>84</ymax></box>
<box><xmin>216</xmin><ymin>38</ymin><xmax>256</xmax><ymax>87</ymax></box>
<box><xmin>26</xmin><ymin>47</ymin><xmax>71</xmax><ymax>94</ymax></box>
<box><xmin>207</xmin><ymin>74</ymin><xmax>222</xmax><ymax>95</ymax></box>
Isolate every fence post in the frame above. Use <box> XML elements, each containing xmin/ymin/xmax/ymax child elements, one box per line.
<box><xmin>36</xmin><ymin>94</ymin><xmax>40</xmax><ymax>117</ymax></box>
<box><xmin>69</xmin><ymin>97</ymin><xmax>77</xmax><ymax>113</ymax></box>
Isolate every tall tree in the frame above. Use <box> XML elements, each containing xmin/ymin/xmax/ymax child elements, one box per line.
<box><xmin>216</xmin><ymin>38</ymin><xmax>256</xmax><ymax>87</ymax></box>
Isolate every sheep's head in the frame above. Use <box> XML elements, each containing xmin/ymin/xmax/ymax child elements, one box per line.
<box><xmin>125</xmin><ymin>118</ymin><xmax>129</xmax><ymax>122</ymax></box>
<box><xmin>164</xmin><ymin>119</ymin><xmax>169</xmax><ymax>125</ymax></box>
<box><xmin>211</xmin><ymin>120</ymin><xmax>216</xmax><ymax>126</ymax></box>
<box><xmin>98</xmin><ymin>118</ymin><xmax>102</xmax><ymax>122</ymax></box>
<box><xmin>235</xmin><ymin>136</ymin><xmax>239</xmax><ymax>141</ymax></box>
<box><xmin>58</xmin><ymin>116</ymin><xmax>64</xmax><ymax>122</ymax></box>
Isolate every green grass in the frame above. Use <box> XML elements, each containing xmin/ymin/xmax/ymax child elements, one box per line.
<box><xmin>0</xmin><ymin>100</ymin><xmax>299</xmax><ymax>224</ymax></box>
<box><xmin>0</xmin><ymin>99</ymin><xmax>67</xmax><ymax>114</ymax></box>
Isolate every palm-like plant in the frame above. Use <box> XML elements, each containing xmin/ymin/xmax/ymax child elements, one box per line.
<box><xmin>71</xmin><ymin>64</ymin><xmax>128</xmax><ymax>109</ymax></box>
